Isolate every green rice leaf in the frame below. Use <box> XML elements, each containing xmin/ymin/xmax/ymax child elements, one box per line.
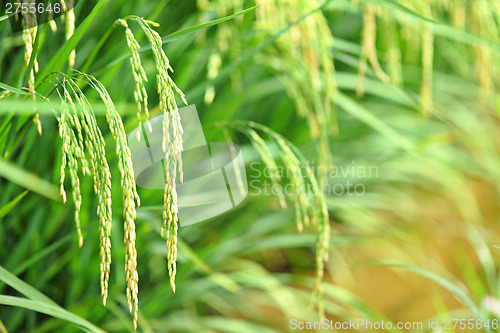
<box><xmin>12</xmin><ymin>235</ymin><xmax>73</xmax><ymax>276</ymax></box>
<box><xmin>163</xmin><ymin>6</ymin><xmax>257</xmax><ymax>42</ymax></box>
<box><xmin>0</xmin><ymin>190</ymin><xmax>28</xmax><ymax>219</ymax></box>
<box><xmin>0</xmin><ymin>82</ymin><xmax>31</xmax><ymax>96</ymax></box>
<box><xmin>178</xmin><ymin>239</ymin><xmax>240</xmax><ymax>293</ymax></box>
<box><xmin>0</xmin><ymin>295</ymin><xmax>105</xmax><ymax>333</ymax></box>
<box><xmin>335</xmin><ymin>91</ymin><xmax>415</xmax><ymax>151</ymax></box>
<box><xmin>0</xmin><ymin>265</ymin><xmax>56</xmax><ymax>305</ymax></box>
<box><xmin>0</xmin><ymin>99</ymin><xmax>136</xmax><ymax>115</ymax></box>
<box><xmin>358</xmin><ymin>0</ymin><xmax>436</xmax><ymax>23</ymax></box>
<box><xmin>37</xmin><ymin>0</ymin><xmax>106</xmax><ymax>93</ymax></box>
<box><xmin>95</xmin><ymin>6</ymin><xmax>257</xmax><ymax>74</ymax></box>
<box><xmin>0</xmin><ymin>160</ymin><xmax>61</xmax><ymax>202</ymax></box>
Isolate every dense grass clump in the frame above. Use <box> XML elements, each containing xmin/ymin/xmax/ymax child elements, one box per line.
<box><xmin>1</xmin><ymin>0</ymin><xmax>500</xmax><ymax>332</ymax></box>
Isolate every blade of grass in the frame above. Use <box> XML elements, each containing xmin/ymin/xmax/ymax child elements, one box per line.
<box><xmin>22</xmin><ymin>14</ymin><xmax>43</xmax><ymax>89</ymax></box>
<box><xmin>358</xmin><ymin>0</ymin><xmax>436</xmax><ymax>23</ymax></box>
<box><xmin>242</xmin><ymin>234</ymin><xmax>316</xmax><ymax>254</ymax></box>
<box><xmin>0</xmin><ymin>82</ymin><xmax>31</xmax><ymax>96</ymax></box>
<box><xmin>178</xmin><ymin>239</ymin><xmax>240</xmax><ymax>293</ymax></box>
<box><xmin>0</xmin><ymin>265</ymin><xmax>56</xmax><ymax>305</ymax></box>
<box><xmin>37</xmin><ymin>0</ymin><xmax>106</xmax><ymax>94</ymax></box>
<box><xmin>79</xmin><ymin>26</ymin><xmax>114</xmax><ymax>74</ymax></box>
<box><xmin>0</xmin><ymin>190</ymin><xmax>28</xmax><ymax>219</ymax></box>
<box><xmin>161</xmin><ymin>6</ymin><xmax>257</xmax><ymax>42</ymax></box>
<box><xmin>93</xmin><ymin>6</ymin><xmax>257</xmax><ymax>75</ymax></box>
<box><xmin>0</xmin><ymin>295</ymin><xmax>105</xmax><ymax>333</ymax></box>
<box><xmin>0</xmin><ymin>99</ymin><xmax>137</xmax><ymax>115</ymax></box>
<box><xmin>12</xmin><ymin>234</ymin><xmax>73</xmax><ymax>276</ymax></box>
<box><xmin>335</xmin><ymin>72</ymin><xmax>418</xmax><ymax>107</ymax></box>
<box><xmin>335</xmin><ymin>91</ymin><xmax>415</xmax><ymax>151</ymax></box>
<box><xmin>0</xmin><ymin>160</ymin><xmax>60</xmax><ymax>202</ymax></box>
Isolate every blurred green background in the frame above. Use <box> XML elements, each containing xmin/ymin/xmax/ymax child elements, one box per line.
<box><xmin>1</xmin><ymin>0</ymin><xmax>500</xmax><ymax>332</ymax></box>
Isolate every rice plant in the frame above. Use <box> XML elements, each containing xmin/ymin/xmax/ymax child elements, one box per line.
<box><xmin>4</xmin><ymin>9</ymin><xmax>188</xmax><ymax>328</ymax></box>
<box><xmin>50</xmin><ymin>71</ymin><xmax>141</xmax><ymax>328</ymax></box>
<box><xmin>221</xmin><ymin>120</ymin><xmax>331</xmax><ymax>318</ymax></box>
<box><xmin>2</xmin><ymin>0</ymin><xmax>500</xmax><ymax>332</ymax></box>
<box><xmin>116</xmin><ymin>15</ymin><xmax>188</xmax><ymax>293</ymax></box>
<box><xmin>255</xmin><ymin>0</ymin><xmax>337</xmax><ymax>173</ymax></box>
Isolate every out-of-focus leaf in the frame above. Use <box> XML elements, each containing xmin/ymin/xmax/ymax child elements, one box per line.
<box><xmin>0</xmin><ymin>295</ymin><xmax>105</xmax><ymax>333</ymax></box>
<box><xmin>0</xmin><ymin>190</ymin><xmax>28</xmax><ymax>219</ymax></box>
<box><xmin>0</xmin><ymin>160</ymin><xmax>60</xmax><ymax>202</ymax></box>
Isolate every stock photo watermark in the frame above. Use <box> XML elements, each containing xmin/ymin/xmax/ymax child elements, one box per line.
<box><xmin>2</xmin><ymin>0</ymin><xmax>79</xmax><ymax>32</ymax></box>
<box><xmin>248</xmin><ymin>161</ymin><xmax>379</xmax><ymax>197</ymax></box>
<box><xmin>290</xmin><ymin>318</ymin><xmax>499</xmax><ymax>331</ymax></box>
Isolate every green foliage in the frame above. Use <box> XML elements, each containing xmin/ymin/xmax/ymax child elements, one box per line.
<box><xmin>1</xmin><ymin>0</ymin><xmax>500</xmax><ymax>332</ymax></box>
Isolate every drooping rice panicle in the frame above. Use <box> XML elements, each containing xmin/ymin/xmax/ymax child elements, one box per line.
<box><xmin>357</xmin><ymin>4</ymin><xmax>390</xmax><ymax>97</ymax></box>
<box><xmin>58</xmin><ymin>84</ymin><xmax>86</xmax><ymax>247</ymax></box>
<box><xmin>276</xmin><ymin>136</ymin><xmax>311</xmax><ymax>232</ymax></box>
<box><xmin>126</xmin><ymin>16</ymin><xmax>187</xmax><ymax>293</ymax></box>
<box><xmin>356</xmin><ymin>0</ymin><xmax>500</xmax><ymax>110</ymax></box>
<box><xmin>21</xmin><ymin>1</ymin><xmax>41</xmax><ymax>135</ymax></box>
<box><xmin>82</xmin><ymin>72</ymin><xmax>141</xmax><ymax>329</ymax></box>
<box><xmin>379</xmin><ymin>10</ymin><xmax>403</xmax><ymax>87</ymax></box>
<box><xmin>304</xmin><ymin>163</ymin><xmax>330</xmax><ymax>319</ymax></box>
<box><xmin>204</xmin><ymin>52</ymin><xmax>221</xmax><ymax>104</ymax></box>
<box><xmin>64</xmin><ymin>77</ymin><xmax>113</xmax><ymax>306</ymax></box>
<box><xmin>162</xmin><ymin>108</ymin><xmax>184</xmax><ymax>292</ymax></box>
<box><xmin>247</xmin><ymin>129</ymin><xmax>287</xmax><ymax>209</ymax></box>
<box><xmin>222</xmin><ymin>127</ymin><xmax>247</xmax><ymax>197</ymax></box>
<box><xmin>420</xmin><ymin>20</ymin><xmax>434</xmax><ymax>117</ymax></box>
<box><xmin>469</xmin><ymin>0</ymin><xmax>496</xmax><ymax>100</ymax></box>
<box><xmin>61</xmin><ymin>0</ymin><xmax>76</xmax><ymax>68</ymax></box>
<box><xmin>228</xmin><ymin>120</ymin><xmax>331</xmax><ymax>319</ymax></box>
<box><xmin>202</xmin><ymin>0</ymin><xmax>243</xmax><ymax>104</ymax></box>
<box><xmin>116</xmin><ymin>18</ymin><xmax>151</xmax><ymax>141</ymax></box>
<box><xmin>255</xmin><ymin>0</ymin><xmax>337</xmax><ymax>180</ymax></box>
<box><xmin>48</xmin><ymin>13</ymin><xmax>58</xmax><ymax>32</ymax></box>
<box><xmin>56</xmin><ymin>71</ymin><xmax>138</xmax><ymax>322</ymax></box>
<box><xmin>25</xmin><ymin>73</ymin><xmax>114</xmax><ymax>310</ymax></box>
